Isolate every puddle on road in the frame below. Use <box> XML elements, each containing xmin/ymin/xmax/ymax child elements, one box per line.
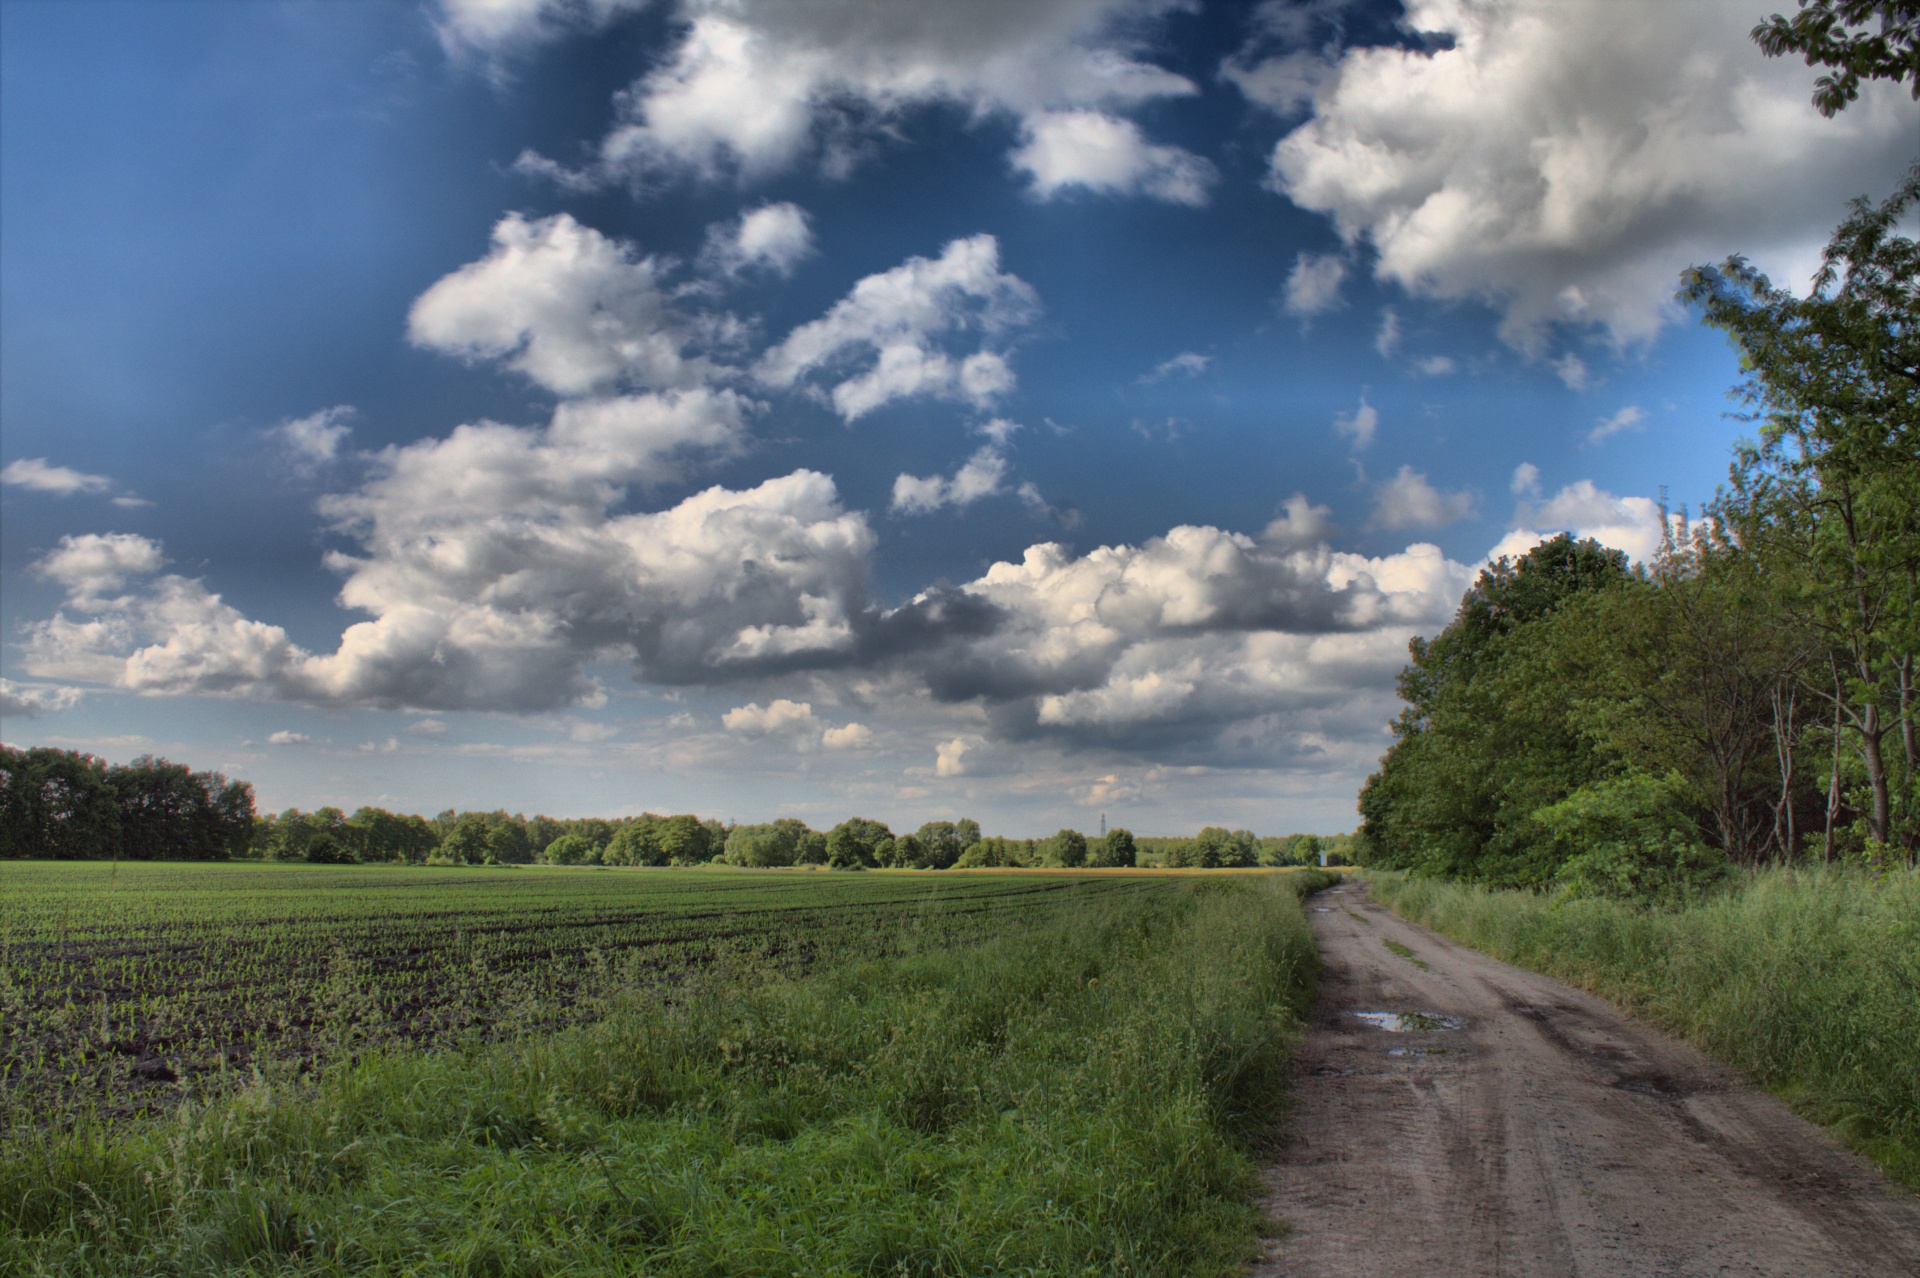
<box><xmin>1352</xmin><ymin>1011</ymin><xmax>1461</xmax><ymax>1033</ymax></box>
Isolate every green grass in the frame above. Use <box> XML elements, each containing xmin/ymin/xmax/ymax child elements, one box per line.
<box><xmin>1366</xmin><ymin>867</ymin><xmax>1920</xmax><ymax>1188</ymax></box>
<box><xmin>2</xmin><ymin>869</ymin><xmax>1337</xmax><ymax>1276</ymax></box>
<box><xmin>0</xmin><ymin>862</ymin><xmax>1158</xmax><ymax>1124</ymax></box>
<box><xmin>1381</xmin><ymin>939</ymin><xmax>1428</xmax><ymax>971</ymax></box>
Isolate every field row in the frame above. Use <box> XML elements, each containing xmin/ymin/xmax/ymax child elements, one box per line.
<box><xmin>1</xmin><ymin>862</ymin><xmax>1165</xmax><ymax>1125</ymax></box>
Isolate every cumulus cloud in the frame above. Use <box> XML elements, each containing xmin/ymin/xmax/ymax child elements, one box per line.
<box><xmin>1374</xmin><ymin>307</ymin><xmax>1400</xmax><ymax>357</ymax></box>
<box><xmin>1141</xmin><ymin>351</ymin><xmax>1211</xmax><ymax>382</ymax></box>
<box><xmin>1498</xmin><ymin>478</ymin><xmax>1669</xmax><ymax>562</ymax></box>
<box><xmin>935</xmin><ymin>737</ymin><xmax>973</xmax><ymax>777</ymax></box>
<box><xmin>2</xmin><ymin>458</ymin><xmax>114</xmax><ymax>497</ymax></box>
<box><xmin>437</xmin><ymin>0</ymin><xmax>648</xmax><ymax>53</ymax></box>
<box><xmin>722</xmin><ymin>698</ymin><xmax>818</xmax><ymax>735</ymax></box>
<box><xmin>1589</xmin><ymin>404</ymin><xmax>1647</xmax><ymax>443</ymax></box>
<box><xmin>1334</xmin><ymin>396</ymin><xmax>1377</xmax><ymax>450</ymax></box>
<box><xmin>1262</xmin><ymin>0</ymin><xmax>1917</xmax><ymax>349</ymax></box>
<box><xmin>0</xmin><ymin>679</ymin><xmax>84</xmax><ymax>719</ymax></box>
<box><xmin>1012</xmin><ymin>110</ymin><xmax>1214</xmax><ymax>204</ymax></box>
<box><xmin>1261</xmin><ymin>493</ymin><xmax>1335</xmax><ymax>549</ymax></box>
<box><xmin>408</xmin><ymin>212</ymin><xmax>712</xmax><ymax>396</ymax></box>
<box><xmin>1283</xmin><ymin>251</ymin><xmax>1347</xmax><ymax>317</ymax></box>
<box><xmin>1370</xmin><ymin>466</ymin><xmax>1475</xmax><ymax>530</ymax></box>
<box><xmin>758</xmin><ymin>234</ymin><xmax>1038</xmax><ymax>421</ymax></box>
<box><xmin>266</xmin><ymin>730</ymin><xmax>313</xmax><ymax>746</ymax></box>
<box><xmin>702</xmin><ymin>202</ymin><xmax>814</xmax><ymax>277</ymax></box>
<box><xmin>1510</xmin><ymin>461</ymin><xmax>1542</xmax><ymax>496</ymax></box>
<box><xmin>277</xmin><ymin>406</ymin><xmax>354</xmax><ymax>471</ymax></box>
<box><xmin>584</xmin><ymin>1</ymin><xmax>1198</xmax><ymax>188</ymax></box>
<box><xmin>34</xmin><ymin>533</ymin><xmax>166</xmax><ymax>606</ymax></box>
<box><xmin>821</xmin><ymin>721</ymin><xmax>873</xmax><ymax>749</ymax></box>
<box><xmin>891</xmin><ymin>447</ymin><xmax>1008</xmax><ymax>515</ymax></box>
<box><xmin>1415</xmin><ymin>355</ymin><xmax>1457</xmax><ymax>376</ymax></box>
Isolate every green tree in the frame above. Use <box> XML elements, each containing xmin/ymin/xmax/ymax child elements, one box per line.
<box><xmin>1090</xmin><ymin>826</ymin><xmax>1137</xmax><ymax>867</ymax></box>
<box><xmin>0</xmin><ymin>747</ymin><xmax>121</xmax><ymax>860</ymax></box>
<box><xmin>1040</xmin><ymin>828</ymin><xmax>1087</xmax><ymax>868</ymax></box>
<box><xmin>1682</xmin><ymin>168</ymin><xmax>1920</xmax><ymax>853</ymax></box>
<box><xmin>1752</xmin><ymin>0</ymin><xmax>1920</xmax><ymax>115</ymax></box>
<box><xmin>543</xmin><ymin>832</ymin><xmax>597</xmax><ymax>865</ymax></box>
<box><xmin>826</xmin><ymin>817</ymin><xmax>891</xmax><ymax>869</ymax></box>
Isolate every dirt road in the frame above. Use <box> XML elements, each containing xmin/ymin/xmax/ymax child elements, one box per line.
<box><xmin>1257</xmin><ymin>880</ymin><xmax>1920</xmax><ymax>1278</ymax></box>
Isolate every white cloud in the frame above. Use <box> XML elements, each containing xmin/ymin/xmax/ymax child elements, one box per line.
<box><xmin>1500</xmin><ymin>478</ymin><xmax>1668</xmax><ymax>562</ymax></box>
<box><xmin>1589</xmin><ymin>404</ymin><xmax>1646</xmax><ymax>443</ymax></box>
<box><xmin>1370</xmin><ymin>466</ymin><xmax>1475</xmax><ymax>530</ymax></box>
<box><xmin>1334</xmin><ymin>397</ymin><xmax>1377</xmax><ymax>450</ymax></box>
<box><xmin>21</xmin><ymin>389</ymin><xmax>876</xmax><ymax>711</ymax></box>
<box><xmin>1510</xmin><ymin>461</ymin><xmax>1542</xmax><ymax>496</ymax></box>
<box><xmin>1283</xmin><ymin>251</ymin><xmax>1347</xmax><ymax>317</ymax></box>
<box><xmin>1262</xmin><ymin>0</ymin><xmax>1917</xmax><ymax>349</ymax></box>
<box><xmin>1553</xmin><ymin>353</ymin><xmax>1592</xmax><ymax>391</ymax></box>
<box><xmin>821</xmin><ymin>721</ymin><xmax>873</xmax><ymax>749</ymax></box>
<box><xmin>891</xmin><ymin>446</ymin><xmax>1008</xmax><ymax>515</ymax></box>
<box><xmin>758</xmin><ymin>234</ymin><xmax>1038</xmax><ymax>421</ymax></box>
<box><xmin>722</xmin><ymin>698</ymin><xmax>818</xmax><ymax>735</ymax></box>
<box><xmin>408</xmin><ymin>212</ymin><xmax>711</xmax><ymax>397</ymax></box>
<box><xmin>703</xmin><ymin>202</ymin><xmax>814</xmax><ymax>277</ymax></box>
<box><xmin>1374</xmin><ymin>307</ymin><xmax>1400</xmax><ymax>357</ymax></box>
<box><xmin>1261</xmin><ymin>493</ymin><xmax>1334</xmax><ymax>549</ymax></box>
<box><xmin>0</xmin><ymin>679</ymin><xmax>84</xmax><ymax>719</ymax></box>
<box><xmin>2</xmin><ymin>458</ymin><xmax>113</xmax><ymax>496</ymax></box>
<box><xmin>1142</xmin><ymin>351</ymin><xmax>1211</xmax><ymax>382</ymax></box>
<box><xmin>277</xmin><ymin>406</ymin><xmax>354</xmax><ymax>470</ymax></box>
<box><xmin>266</xmin><ymin>730</ymin><xmax>313</xmax><ymax>746</ymax></box>
<box><xmin>1415</xmin><ymin>355</ymin><xmax>1456</xmax><ymax>376</ymax></box>
<box><xmin>34</xmin><ymin>533</ymin><xmax>166</xmax><ymax>606</ymax></box>
<box><xmin>935</xmin><ymin>737</ymin><xmax>973</xmax><ymax>777</ymax></box>
<box><xmin>1012</xmin><ymin>110</ymin><xmax>1214</xmax><ymax>205</ymax></box>
<box><xmin>588</xmin><ymin>3</ymin><xmax>1198</xmax><ymax>188</ymax></box>
<box><xmin>436</xmin><ymin>0</ymin><xmax>648</xmax><ymax>53</ymax></box>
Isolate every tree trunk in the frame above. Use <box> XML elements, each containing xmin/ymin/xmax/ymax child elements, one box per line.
<box><xmin>1858</xmin><ymin>699</ymin><xmax>1890</xmax><ymax>851</ymax></box>
<box><xmin>1900</xmin><ymin>652</ymin><xmax>1915</xmax><ymax>772</ymax></box>
<box><xmin>1825</xmin><ymin>663</ymin><xmax>1844</xmax><ymax>863</ymax></box>
<box><xmin>1771</xmin><ymin>681</ymin><xmax>1796</xmax><ymax>862</ymax></box>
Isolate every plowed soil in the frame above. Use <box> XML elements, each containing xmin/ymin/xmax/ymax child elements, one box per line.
<box><xmin>1257</xmin><ymin>880</ymin><xmax>1920</xmax><ymax>1277</ymax></box>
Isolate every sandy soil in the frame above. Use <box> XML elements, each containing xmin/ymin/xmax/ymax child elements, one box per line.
<box><xmin>1255</xmin><ymin>879</ymin><xmax>1920</xmax><ymax>1278</ymax></box>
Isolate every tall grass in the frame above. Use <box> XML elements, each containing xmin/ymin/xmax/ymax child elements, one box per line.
<box><xmin>2</xmin><ymin>870</ymin><xmax>1335</xmax><ymax>1276</ymax></box>
<box><xmin>1368</xmin><ymin>867</ymin><xmax>1920</xmax><ymax>1187</ymax></box>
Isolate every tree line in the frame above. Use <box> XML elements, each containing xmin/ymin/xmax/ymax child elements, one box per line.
<box><xmin>2</xmin><ymin>744</ymin><xmax>1345</xmax><ymax>870</ymax></box>
<box><xmin>0</xmin><ymin>747</ymin><xmax>254</xmax><ymax>861</ymax></box>
<box><xmin>1358</xmin><ymin>163</ymin><xmax>1918</xmax><ymax>897</ymax></box>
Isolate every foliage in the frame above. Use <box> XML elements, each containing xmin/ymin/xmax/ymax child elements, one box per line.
<box><xmin>1091</xmin><ymin>826</ymin><xmax>1138</xmax><ymax>867</ymax></box>
<box><xmin>1534</xmin><ymin>771</ymin><xmax>1729</xmax><ymax>904</ymax></box>
<box><xmin>1039</xmin><ymin>827</ymin><xmax>1089</xmax><ymax>868</ymax></box>
<box><xmin>1368</xmin><ymin>867</ymin><xmax>1920</xmax><ymax>1187</ymax></box>
<box><xmin>0</xmin><ymin>747</ymin><xmax>253</xmax><ymax>861</ymax></box>
<box><xmin>1356</xmin><ymin>535</ymin><xmax>1635</xmax><ymax>885</ymax></box>
<box><xmin>1752</xmin><ymin>0</ymin><xmax>1920</xmax><ymax>115</ymax></box>
<box><xmin>0</xmin><ymin>870</ymin><xmax>1338</xmax><ymax>1276</ymax></box>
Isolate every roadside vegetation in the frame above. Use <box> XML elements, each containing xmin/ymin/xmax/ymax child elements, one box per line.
<box><xmin>1368</xmin><ymin>867</ymin><xmax>1919</xmax><ymax>1187</ymax></box>
<box><xmin>2</xmin><ymin>869</ymin><xmax>1336</xmax><ymax>1277</ymax></box>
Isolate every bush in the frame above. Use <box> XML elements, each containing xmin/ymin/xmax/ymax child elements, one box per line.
<box><xmin>1534</xmin><ymin>771</ymin><xmax>1726</xmax><ymax>904</ymax></box>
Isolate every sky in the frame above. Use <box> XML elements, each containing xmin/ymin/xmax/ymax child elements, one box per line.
<box><xmin>2</xmin><ymin>0</ymin><xmax>1914</xmax><ymax>836</ymax></box>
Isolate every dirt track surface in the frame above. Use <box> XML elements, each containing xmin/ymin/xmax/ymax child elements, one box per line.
<box><xmin>1256</xmin><ymin>880</ymin><xmax>1920</xmax><ymax>1278</ymax></box>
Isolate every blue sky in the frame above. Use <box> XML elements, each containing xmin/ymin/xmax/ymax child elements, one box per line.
<box><xmin>3</xmin><ymin>0</ymin><xmax>1914</xmax><ymax>835</ymax></box>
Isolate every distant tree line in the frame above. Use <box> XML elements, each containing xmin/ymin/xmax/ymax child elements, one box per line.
<box><xmin>0</xmin><ymin>747</ymin><xmax>1344</xmax><ymax>872</ymax></box>
<box><xmin>0</xmin><ymin>747</ymin><xmax>254</xmax><ymax>860</ymax></box>
<box><xmin>1357</xmin><ymin>163</ymin><xmax>1918</xmax><ymax>896</ymax></box>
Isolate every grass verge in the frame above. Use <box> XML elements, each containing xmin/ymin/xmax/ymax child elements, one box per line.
<box><xmin>1366</xmin><ymin>867</ymin><xmax>1920</xmax><ymax>1189</ymax></box>
<box><xmin>3</xmin><ymin>870</ymin><xmax>1336</xmax><ymax>1276</ymax></box>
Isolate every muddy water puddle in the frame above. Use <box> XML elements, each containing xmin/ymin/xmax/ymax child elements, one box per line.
<box><xmin>1352</xmin><ymin>1011</ymin><xmax>1461</xmax><ymax>1033</ymax></box>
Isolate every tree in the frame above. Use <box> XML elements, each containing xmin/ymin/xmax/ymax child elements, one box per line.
<box><xmin>913</xmin><ymin>821</ymin><xmax>968</xmax><ymax>869</ymax></box>
<box><xmin>1090</xmin><ymin>826</ymin><xmax>1137</xmax><ymax>867</ymax></box>
<box><xmin>0</xmin><ymin>747</ymin><xmax>120</xmax><ymax>859</ymax></box>
<box><xmin>723</xmin><ymin>822</ymin><xmax>802</xmax><ymax>867</ymax></box>
<box><xmin>108</xmin><ymin>756</ymin><xmax>253</xmax><ymax>860</ymax></box>
<box><xmin>1682</xmin><ymin>168</ymin><xmax>1920</xmax><ymax>853</ymax></box>
<box><xmin>543</xmin><ymin>832</ymin><xmax>597</xmax><ymax>865</ymax></box>
<box><xmin>1752</xmin><ymin>1</ymin><xmax>1920</xmax><ymax>115</ymax></box>
<box><xmin>1356</xmin><ymin>536</ymin><xmax>1635</xmax><ymax>883</ymax></box>
<box><xmin>827</xmin><ymin>817</ymin><xmax>891</xmax><ymax>869</ymax></box>
<box><xmin>658</xmin><ymin>814</ymin><xmax>714</xmax><ymax>864</ymax></box>
<box><xmin>1040</xmin><ymin>828</ymin><xmax>1087</xmax><ymax>868</ymax></box>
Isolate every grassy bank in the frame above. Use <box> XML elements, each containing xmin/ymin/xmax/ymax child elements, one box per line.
<box><xmin>3</xmin><ymin>869</ymin><xmax>1336</xmax><ymax>1276</ymax></box>
<box><xmin>1367</xmin><ymin>868</ymin><xmax>1920</xmax><ymax>1188</ymax></box>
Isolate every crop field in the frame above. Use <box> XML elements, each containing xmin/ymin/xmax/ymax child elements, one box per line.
<box><xmin>0</xmin><ymin>861</ymin><xmax>1161</xmax><ymax>1126</ymax></box>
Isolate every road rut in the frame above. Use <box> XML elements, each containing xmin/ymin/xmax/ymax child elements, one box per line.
<box><xmin>1256</xmin><ymin>879</ymin><xmax>1920</xmax><ymax>1277</ymax></box>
